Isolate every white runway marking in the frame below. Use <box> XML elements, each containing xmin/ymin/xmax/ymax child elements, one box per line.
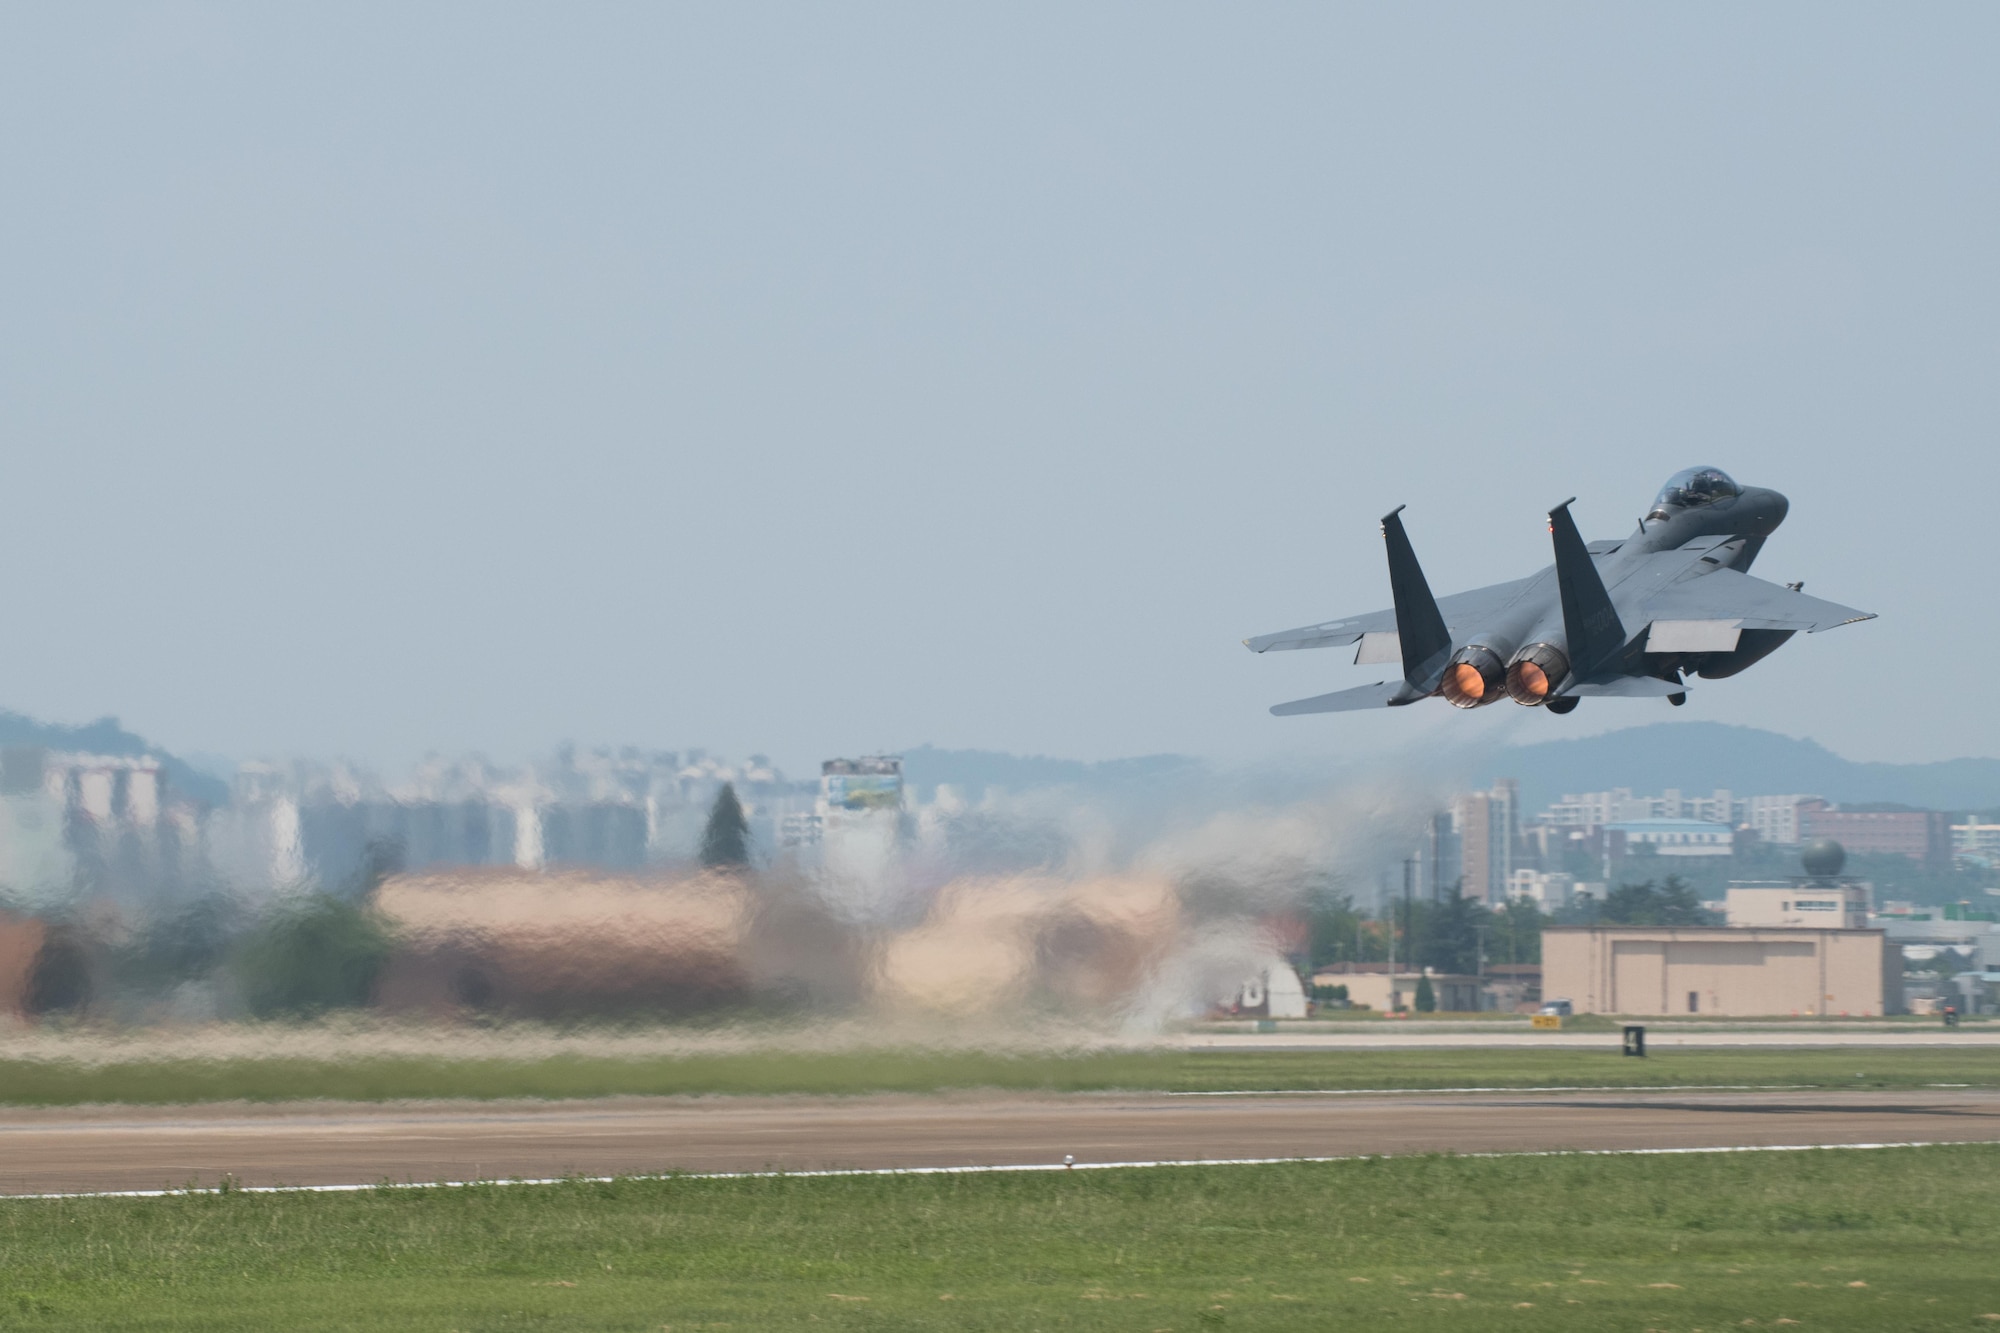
<box><xmin>1165</xmin><ymin>1083</ymin><xmax>1815</xmax><ymax>1096</ymax></box>
<box><xmin>1180</xmin><ymin>1030</ymin><xmax>2000</xmax><ymax>1049</ymax></box>
<box><xmin>4</xmin><ymin>1138</ymin><xmax>1981</xmax><ymax>1203</ymax></box>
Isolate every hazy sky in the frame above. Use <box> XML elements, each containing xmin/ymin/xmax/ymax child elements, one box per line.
<box><xmin>1</xmin><ymin>5</ymin><xmax>1995</xmax><ymax>776</ymax></box>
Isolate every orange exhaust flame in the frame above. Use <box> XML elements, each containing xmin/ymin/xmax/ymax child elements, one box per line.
<box><xmin>1441</xmin><ymin>662</ymin><xmax>1487</xmax><ymax>707</ymax></box>
<box><xmin>1504</xmin><ymin>642</ymin><xmax>1569</xmax><ymax>705</ymax></box>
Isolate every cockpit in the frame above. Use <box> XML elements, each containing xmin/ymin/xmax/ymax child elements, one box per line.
<box><xmin>1649</xmin><ymin>466</ymin><xmax>1740</xmax><ymax>518</ymax></box>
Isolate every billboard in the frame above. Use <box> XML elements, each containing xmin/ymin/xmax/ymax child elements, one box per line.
<box><xmin>822</xmin><ymin>773</ymin><xmax>902</xmax><ymax>812</ymax></box>
<box><xmin>820</xmin><ymin>756</ymin><xmax>903</xmax><ymax>813</ymax></box>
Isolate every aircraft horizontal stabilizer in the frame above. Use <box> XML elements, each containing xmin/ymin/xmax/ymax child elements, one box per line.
<box><xmin>1270</xmin><ymin>682</ymin><xmax>1412</xmax><ymax>715</ymax></box>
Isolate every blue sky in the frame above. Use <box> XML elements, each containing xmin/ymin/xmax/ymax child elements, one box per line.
<box><xmin>0</xmin><ymin>4</ymin><xmax>1994</xmax><ymax>773</ymax></box>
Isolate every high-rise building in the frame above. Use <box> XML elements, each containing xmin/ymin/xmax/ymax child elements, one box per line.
<box><xmin>1742</xmin><ymin>795</ymin><xmax>1821</xmax><ymax>846</ymax></box>
<box><xmin>1411</xmin><ymin>810</ymin><xmax>1456</xmax><ymax>900</ymax></box>
<box><xmin>1452</xmin><ymin>780</ymin><xmax>1517</xmax><ymax>905</ymax></box>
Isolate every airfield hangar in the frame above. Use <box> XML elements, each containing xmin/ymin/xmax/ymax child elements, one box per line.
<box><xmin>1541</xmin><ymin>924</ymin><xmax>1900</xmax><ymax>1017</ymax></box>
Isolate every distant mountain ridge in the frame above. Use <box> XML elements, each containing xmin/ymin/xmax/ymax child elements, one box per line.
<box><xmin>1488</xmin><ymin>722</ymin><xmax>2000</xmax><ymax>816</ymax></box>
<box><xmin>905</xmin><ymin>724</ymin><xmax>2000</xmax><ymax>817</ymax></box>
<box><xmin>898</xmin><ymin>744</ymin><xmax>1203</xmax><ymax>804</ymax></box>
<box><xmin>0</xmin><ymin>711</ymin><xmax>230</xmax><ymax>807</ymax></box>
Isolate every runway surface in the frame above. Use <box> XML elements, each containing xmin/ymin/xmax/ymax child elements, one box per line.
<box><xmin>3</xmin><ymin>1088</ymin><xmax>1998</xmax><ymax>1196</ymax></box>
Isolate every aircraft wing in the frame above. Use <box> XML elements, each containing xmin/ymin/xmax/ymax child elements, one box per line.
<box><xmin>1637</xmin><ymin>568</ymin><xmax>1875</xmax><ymax>635</ymax></box>
<box><xmin>1245</xmin><ymin>576</ymin><xmax>1538</xmax><ymax>654</ymax></box>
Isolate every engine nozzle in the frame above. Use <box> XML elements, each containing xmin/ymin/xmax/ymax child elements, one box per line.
<box><xmin>1505</xmin><ymin>643</ymin><xmax>1570</xmax><ymax>705</ymax></box>
<box><xmin>1440</xmin><ymin>646</ymin><xmax>1506</xmax><ymax>709</ymax></box>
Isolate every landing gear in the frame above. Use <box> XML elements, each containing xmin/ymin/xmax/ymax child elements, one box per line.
<box><xmin>1546</xmin><ymin>696</ymin><xmax>1579</xmax><ymax>715</ymax></box>
<box><xmin>1667</xmin><ymin>692</ymin><xmax>1687</xmax><ymax>707</ymax></box>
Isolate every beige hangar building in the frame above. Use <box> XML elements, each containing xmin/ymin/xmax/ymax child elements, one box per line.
<box><xmin>1542</xmin><ymin>925</ymin><xmax>1901</xmax><ymax>1017</ymax></box>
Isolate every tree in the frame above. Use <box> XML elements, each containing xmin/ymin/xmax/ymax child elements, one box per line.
<box><xmin>1416</xmin><ymin>892</ymin><xmax>1487</xmax><ymax>975</ymax></box>
<box><xmin>234</xmin><ymin>895</ymin><xmax>392</xmax><ymax>1018</ymax></box>
<box><xmin>1589</xmin><ymin>874</ymin><xmax>1715</xmax><ymax>927</ymax></box>
<box><xmin>1490</xmin><ymin>896</ymin><xmax>1547</xmax><ymax>965</ymax></box>
<box><xmin>1306</xmin><ymin>890</ymin><xmax>1373</xmax><ymax>967</ymax></box>
<box><xmin>701</xmin><ymin>783</ymin><xmax>751</xmax><ymax>869</ymax></box>
<box><xmin>1414</xmin><ymin>974</ymin><xmax>1437</xmax><ymax>1012</ymax></box>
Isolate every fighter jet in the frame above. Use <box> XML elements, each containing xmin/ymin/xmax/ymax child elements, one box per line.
<box><xmin>1246</xmin><ymin>467</ymin><xmax>1874</xmax><ymax>716</ymax></box>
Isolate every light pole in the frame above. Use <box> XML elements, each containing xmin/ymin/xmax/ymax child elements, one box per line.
<box><xmin>1474</xmin><ymin>922</ymin><xmax>1489</xmax><ymax>1010</ymax></box>
<box><xmin>1385</xmin><ymin>871</ymin><xmax>1396</xmax><ymax>1009</ymax></box>
<box><xmin>1401</xmin><ymin>856</ymin><xmax>1417</xmax><ymax>1011</ymax></box>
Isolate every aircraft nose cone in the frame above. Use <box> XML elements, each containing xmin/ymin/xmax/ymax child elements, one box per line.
<box><xmin>1746</xmin><ymin>487</ymin><xmax>1789</xmax><ymax>535</ymax></box>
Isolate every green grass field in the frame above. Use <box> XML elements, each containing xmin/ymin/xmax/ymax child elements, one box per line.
<box><xmin>2</xmin><ymin>1145</ymin><xmax>1997</xmax><ymax>1329</ymax></box>
<box><xmin>1</xmin><ymin>1044</ymin><xmax>1997</xmax><ymax>1104</ymax></box>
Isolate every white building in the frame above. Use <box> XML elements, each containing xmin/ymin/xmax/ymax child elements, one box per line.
<box><xmin>1540</xmin><ymin>788</ymin><xmax>1650</xmax><ymax>829</ymax></box>
<box><xmin>1952</xmin><ymin>819</ymin><xmax>2000</xmax><ymax>865</ymax></box>
<box><xmin>1538</xmin><ymin>788</ymin><xmax>1736</xmax><ymax>831</ymax></box>
<box><xmin>1236</xmin><ymin>959</ymin><xmax>1309</xmax><ymax>1019</ymax></box>
<box><xmin>0</xmin><ymin>749</ymin><xmax>199</xmax><ymax>908</ymax></box>
<box><xmin>1660</xmin><ymin>788</ymin><xmax>1736</xmax><ymax>823</ymax></box>
<box><xmin>1872</xmin><ymin>901</ymin><xmax>2000</xmax><ymax>965</ymax></box>
<box><xmin>1607</xmin><ymin>819</ymin><xmax>1735</xmax><ymax>856</ymax></box>
<box><xmin>1726</xmin><ymin>883</ymin><xmax>1871</xmax><ymax>930</ymax></box>
<box><xmin>779</xmin><ymin>811</ymin><xmax>823</xmax><ymax>849</ymax></box>
<box><xmin>1743</xmin><ymin>795</ymin><xmax>1822</xmax><ymax>847</ymax></box>
<box><xmin>1535</xmin><ymin>789</ymin><xmax>1827</xmax><ymax>845</ymax></box>
<box><xmin>1506</xmin><ymin>869</ymin><xmax>1602</xmax><ymax>911</ymax></box>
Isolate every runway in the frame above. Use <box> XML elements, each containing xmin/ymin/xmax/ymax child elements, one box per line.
<box><xmin>3</xmin><ymin>1088</ymin><xmax>1998</xmax><ymax>1196</ymax></box>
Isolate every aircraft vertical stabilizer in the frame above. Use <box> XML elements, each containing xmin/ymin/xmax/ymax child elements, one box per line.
<box><xmin>1548</xmin><ymin>500</ymin><xmax>1626</xmax><ymax>674</ymax></box>
<box><xmin>1381</xmin><ymin>506</ymin><xmax>1451</xmax><ymax>691</ymax></box>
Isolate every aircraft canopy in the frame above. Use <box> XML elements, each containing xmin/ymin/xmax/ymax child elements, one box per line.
<box><xmin>1652</xmin><ymin>466</ymin><xmax>1739</xmax><ymax>512</ymax></box>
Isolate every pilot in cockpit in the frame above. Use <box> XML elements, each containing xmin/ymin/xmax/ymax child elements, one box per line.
<box><xmin>1648</xmin><ymin>467</ymin><xmax>1739</xmax><ymax>520</ymax></box>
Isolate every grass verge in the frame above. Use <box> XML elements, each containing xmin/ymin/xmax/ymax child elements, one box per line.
<box><xmin>1</xmin><ymin>1045</ymin><xmax>1998</xmax><ymax>1104</ymax></box>
<box><xmin>2</xmin><ymin>1145</ymin><xmax>1998</xmax><ymax>1329</ymax></box>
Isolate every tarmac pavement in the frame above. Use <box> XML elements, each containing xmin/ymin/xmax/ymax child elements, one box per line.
<box><xmin>3</xmin><ymin>1087</ymin><xmax>1996</xmax><ymax>1196</ymax></box>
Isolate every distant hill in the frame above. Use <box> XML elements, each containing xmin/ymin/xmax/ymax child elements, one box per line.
<box><xmin>898</xmin><ymin>744</ymin><xmax>1204</xmax><ymax>804</ymax></box>
<box><xmin>1487</xmin><ymin>722</ymin><xmax>2000</xmax><ymax>815</ymax></box>
<box><xmin>903</xmin><ymin>724</ymin><xmax>2000</xmax><ymax>819</ymax></box>
<box><xmin>0</xmin><ymin>711</ymin><xmax>230</xmax><ymax>807</ymax></box>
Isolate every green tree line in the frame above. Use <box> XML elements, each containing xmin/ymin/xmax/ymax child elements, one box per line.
<box><xmin>1305</xmin><ymin>875</ymin><xmax>1717</xmax><ymax>973</ymax></box>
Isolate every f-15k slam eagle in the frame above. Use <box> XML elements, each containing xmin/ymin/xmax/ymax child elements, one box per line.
<box><xmin>1246</xmin><ymin>467</ymin><xmax>1874</xmax><ymax>717</ymax></box>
